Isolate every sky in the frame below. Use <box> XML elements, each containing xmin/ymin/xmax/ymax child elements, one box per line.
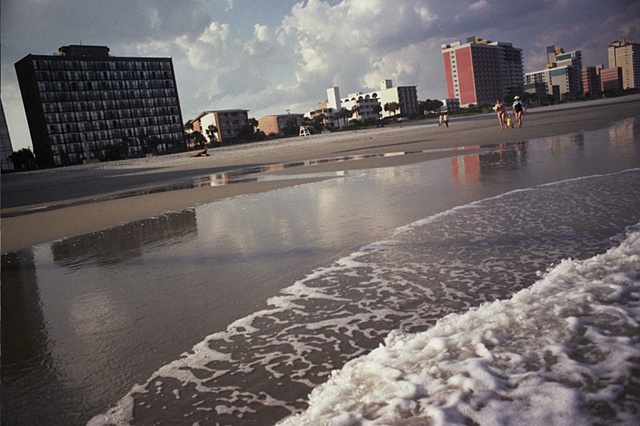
<box><xmin>2</xmin><ymin>0</ymin><xmax>639</xmax><ymax>151</ymax></box>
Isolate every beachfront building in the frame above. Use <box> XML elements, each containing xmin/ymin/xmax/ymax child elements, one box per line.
<box><xmin>441</xmin><ymin>36</ymin><xmax>523</xmax><ymax>107</ymax></box>
<box><xmin>548</xmin><ymin>46</ymin><xmax>583</xmax><ymax>97</ymax></box>
<box><xmin>327</xmin><ymin>87</ymin><xmax>341</xmax><ymax>112</ymax></box>
<box><xmin>523</xmin><ymin>81</ymin><xmax>551</xmax><ymax>105</ymax></box>
<box><xmin>14</xmin><ymin>45</ymin><xmax>184</xmax><ymax>169</ymax></box>
<box><xmin>322</xmin><ymin>81</ymin><xmax>418</xmax><ymax>122</ymax></box>
<box><xmin>600</xmin><ymin>67</ymin><xmax>623</xmax><ymax>93</ymax></box>
<box><xmin>306</xmin><ymin>87</ymin><xmax>341</xmax><ymax>129</ymax></box>
<box><xmin>258</xmin><ymin>113</ymin><xmax>305</xmax><ymax>137</ymax></box>
<box><xmin>307</xmin><ymin>103</ymin><xmax>337</xmax><ymax>129</ymax></box>
<box><xmin>525</xmin><ymin>46</ymin><xmax>583</xmax><ymax>102</ymax></box>
<box><xmin>582</xmin><ymin>65</ymin><xmax>603</xmax><ymax>98</ymax></box>
<box><xmin>608</xmin><ymin>37</ymin><xmax>640</xmax><ymax>89</ymax></box>
<box><xmin>190</xmin><ymin>109</ymin><xmax>250</xmax><ymax>144</ymax></box>
<box><xmin>369</xmin><ymin>80</ymin><xmax>419</xmax><ymax>118</ymax></box>
<box><xmin>341</xmin><ymin>92</ymin><xmax>382</xmax><ymax>122</ymax></box>
<box><xmin>1</xmin><ymin>101</ymin><xmax>15</xmax><ymax>172</ymax></box>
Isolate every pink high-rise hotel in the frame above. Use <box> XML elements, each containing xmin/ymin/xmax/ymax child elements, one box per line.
<box><xmin>441</xmin><ymin>36</ymin><xmax>524</xmax><ymax>107</ymax></box>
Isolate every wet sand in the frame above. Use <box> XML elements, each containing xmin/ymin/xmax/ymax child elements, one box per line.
<box><xmin>2</xmin><ymin>95</ymin><xmax>640</xmax><ymax>253</ymax></box>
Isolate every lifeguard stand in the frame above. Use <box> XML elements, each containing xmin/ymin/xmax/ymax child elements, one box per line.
<box><xmin>299</xmin><ymin>126</ymin><xmax>311</xmax><ymax>137</ymax></box>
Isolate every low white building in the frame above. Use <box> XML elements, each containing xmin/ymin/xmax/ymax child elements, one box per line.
<box><xmin>312</xmin><ymin>81</ymin><xmax>418</xmax><ymax>126</ymax></box>
<box><xmin>341</xmin><ymin>92</ymin><xmax>381</xmax><ymax>122</ymax></box>
<box><xmin>363</xmin><ymin>80</ymin><xmax>419</xmax><ymax>118</ymax></box>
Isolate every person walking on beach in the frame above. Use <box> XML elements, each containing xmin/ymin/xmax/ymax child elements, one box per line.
<box><xmin>439</xmin><ymin>112</ymin><xmax>449</xmax><ymax>127</ymax></box>
<box><xmin>512</xmin><ymin>96</ymin><xmax>526</xmax><ymax>128</ymax></box>
<box><xmin>493</xmin><ymin>99</ymin><xmax>507</xmax><ymax>129</ymax></box>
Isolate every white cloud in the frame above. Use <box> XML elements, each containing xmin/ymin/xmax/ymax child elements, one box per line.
<box><xmin>469</xmin><ymin>0</ymin><xmax>489</xmax><ymax>11</ymax></box>
<box><xmin>279</xmin><ymin>0</ymin><xmax>438</xmax><ymax>91</ymax></box>
<box><xmin>243</xmin><ymin>24</ymin><xmax>279</xmax><ymax>57</ymax></box>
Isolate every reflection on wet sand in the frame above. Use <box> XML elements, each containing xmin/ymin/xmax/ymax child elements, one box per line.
<box><xmin>51</xmin><ymin>210</ymin><xmax>198</xmax><ymax>266</ymax></box>
<box><xmin>452</xmin><ymin>142</ymin><xmax>528</xmax><ymax>183</ymax></box>
<box><xmin>1</xmin><ymin>143</ymin><xmax>497</xmax><ymax>218</ymax></box>
<box><xmin>1</xmin><ymin>249</ymin><xmax>69</xmax><ymax>424</ymax></box>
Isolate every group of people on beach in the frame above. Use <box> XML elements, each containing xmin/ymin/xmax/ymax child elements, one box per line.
<box><xmin>439</xmin><ymin>96</ymin><xmax>525</xmax><ymax>131</ymax></box>
<box><xmin>493</xmin><ymin>96</ymin><xmax>526</xmax><ymax>129</ymax></box>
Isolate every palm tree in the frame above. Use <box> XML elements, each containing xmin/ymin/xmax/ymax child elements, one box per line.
<box><xmin>336</xmin><ymin>107</ymin><xmax>353</xmax><ymax>126</ymax></box>
<box><xmin>384</xmin><ymin>102</ymin><xmax>401</xmax><ymax>116</ymax></box>
<box><xmin>351</xmin><ymin>105</ymin><xmax>360</xmax><ymax>121</ymax></box>
<box><xmin>205</xmin><ymin>125</ymin><xmax>218</xmax><ymax>144</ymax></box>
<box><xmin>373</xmin><ymin>104</ymin><xmax>383</xmax><ymax>119</ymax></box>
<box><xmin>8</xmin><ymin>148</ymin><xmax>37</xmax><ymax>170</ymax></box>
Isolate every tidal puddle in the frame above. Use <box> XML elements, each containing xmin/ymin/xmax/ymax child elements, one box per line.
<box><xmin>2</xmin><ymin>142</ymin><xmax>502</xmax><ymax>218</ymax></box>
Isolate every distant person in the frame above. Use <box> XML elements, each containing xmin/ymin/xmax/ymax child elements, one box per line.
<box><xmin>512</xmin><ymin>96</ymin><xmax>526</xmax><ymax>128</ymax></box>
<box><xmin>493</xmin><ymin>99</ymin><xmax>508</xmax><ymax>129</ymax></box>
<box><xmin>191</xmin><ymin>147</ymin><xmax>209</xmax><ymax>157</ymax></box>
<box><xmin>439</xmin><ymin>112</ymin><xmax>449</xmax><ymax>128</ymax></box>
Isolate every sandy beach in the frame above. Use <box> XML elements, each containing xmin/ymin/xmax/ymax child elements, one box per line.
<box><xmin>2</xmin><ymin>94</ymin><xmax>640</xmax><ymax>253</ymax></box>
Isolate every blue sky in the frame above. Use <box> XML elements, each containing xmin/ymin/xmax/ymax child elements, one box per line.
<box><xmin>2</xmin><ymin>0</ymin><xmax>638</xmax><ymax>151</ymax></box>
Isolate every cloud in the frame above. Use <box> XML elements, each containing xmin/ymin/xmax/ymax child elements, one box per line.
<box><xmin>469</xmin><ymin>0</ymin><xmax>489</xmax><ymax>11</ymax></box>
<box><xmin>279</xmin><ymin>0</ymin><xmax>438</xmax><ymax>94</ymax></box>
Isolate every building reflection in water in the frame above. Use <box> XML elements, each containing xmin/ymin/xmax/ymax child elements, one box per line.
<box><xmin>609</xmin><ymin>116</ymin><xmax>638</xmax><ymax>148</ymax></box>
<box><xmin>480</xmin><ymin>141</ymin><xmax>528</xmax><ymax>173</ymax></box>
<box><xmin>51</xmin><ymin>209</ymin><xmax>198</xmax><ymax>267</ymax></box>
<box><xmin>1</xmin><ymin>209</ymin><xmax>198</xmax><ymax>425</ymax></box>
<box><xmin>452</xmin><ymin>142</ymin><xmax>529</xmax><ymax>183</ymax></box>
<box><xmin>549</xmin><ymin>132</ymin><xmax>585</xmax><ymax>153</ymax></box>
<box><xmin>451</xmin><ymin>145</ymin><xmax>481</xmax><ymax>185</ymax></box>
<box><xmin>1</xmin><ymin>248</ymin><xmax>65</xmax><ymax>424</ymax></box>
<box><xmin>192</xmin><ymin>164</ymin><xmax>286</xmax><ymax>187</ymax></box>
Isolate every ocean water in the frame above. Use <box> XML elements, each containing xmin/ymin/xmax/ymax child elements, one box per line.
<box><xmin>279</xmin><ymin>191</ymin><xmax>640</xmax><ymax>425</ymax></box>
<box><xmin>2</xmin><ymin>118</ymin><xmax>640</xmax><ymax>426</ymax></box>
<box><xmin>88</xmin><ymin>169</ymin><xmax>640</xmax><ymax>426</ymax></box>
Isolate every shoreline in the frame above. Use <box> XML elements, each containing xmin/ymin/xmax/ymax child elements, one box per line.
<box><xmin>2</xmin><ymin>94</ymin><xmax>640</xmax><ymax>254</ymax></box>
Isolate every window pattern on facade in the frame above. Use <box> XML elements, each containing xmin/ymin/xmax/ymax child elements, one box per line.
<box><xmin>31</xmin><ymin>58</ymin><xmax>183</xmax><ymax>166</ymax></box>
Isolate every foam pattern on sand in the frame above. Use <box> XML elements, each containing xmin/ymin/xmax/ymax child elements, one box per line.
<box><xmin>280</xmin><ymin>224</ymin><xmax>640</xmax><ymax>425</ymax></box>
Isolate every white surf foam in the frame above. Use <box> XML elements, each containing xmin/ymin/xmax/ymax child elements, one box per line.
<box><xmin>278</xmin><ymin>225</ymin><xmax>640</xmax><ymax>425</ymax></box>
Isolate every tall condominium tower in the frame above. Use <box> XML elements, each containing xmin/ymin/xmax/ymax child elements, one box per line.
<box><xmin>548</xmin><ymin>45</ymin><xmax>583</xmax><ymax>95</ymax></box>
<box><xmin>15</xmin><ymin>45</ymin><xmax>184</xmax><ymax>168</ymax></box>
<box><xmin>441</xmin><ymin>36</ymin><xmax>523</xmax><ymax>106</ymax></box>
<box><xmin>608</xmin><ymin>37</ymin><xmax>640</xmax><ymax>90</ymax></box>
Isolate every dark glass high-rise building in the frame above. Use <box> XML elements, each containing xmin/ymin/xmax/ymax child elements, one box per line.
<box><xmin>15</xmin><ymin>45</ymin><xmax>185</xmax><ymax>168</ymax></box>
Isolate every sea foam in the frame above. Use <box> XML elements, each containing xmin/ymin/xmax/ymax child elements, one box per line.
<box><xmin>278</xmin><ymin>225</ymin><xmax>640</xmax><ymax>425</ymax></box>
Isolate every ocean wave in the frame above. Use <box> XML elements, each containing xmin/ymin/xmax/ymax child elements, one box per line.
<box><xmin>278</xmin><ymin>224</ymin><xmax>640</xmax><ymax>425</ymax></box>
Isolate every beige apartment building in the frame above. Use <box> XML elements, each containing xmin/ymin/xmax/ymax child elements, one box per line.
<box><xmin>258</xmin><ymin>114</ymin><xmax>304</xmax><ymax>137</ymax></box>
<box><xmin>608</xmin><ymin>37</ymin><xmax>640</xmax><ymax>90</ymax></box>
<box><xmin>190</xmin><ymin>109</ymin><xmax>249</xmax><ymax>144</ymax></box>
